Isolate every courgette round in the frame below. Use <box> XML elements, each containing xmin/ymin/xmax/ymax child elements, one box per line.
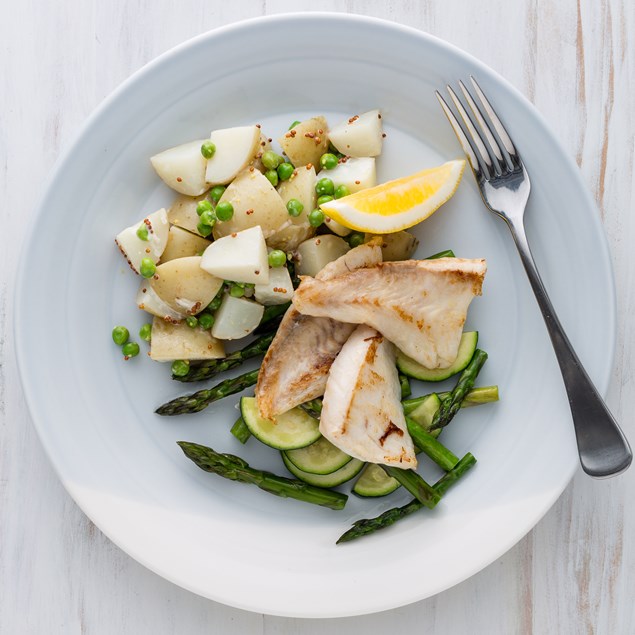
<box><xmin>408</xmin><ymin>393</ymin><xmax>442</xmax><ymax>438</ymax></box>
<box><xmin>240</xmin><ymin>397</ymin><xmax>321</xmax><ymax>450</ymax></box>
<box><xmin>352</xmin><ymin>463</ymin><xmax>400</xmax><ymax>497</ymax></box>
<box><xmin>396</xmin><ymin>331</ymin><xmax>478</xmax><ymax>382</ymax></box>
<box><xmin>281</xmin><ymin>453</ymin><xmax>364</xmax><ymax>487</ymax></box>
<box><xmin>284</xmin><ymin>436</ymin><xmax>353</xmax><ymax>475</ymax></box>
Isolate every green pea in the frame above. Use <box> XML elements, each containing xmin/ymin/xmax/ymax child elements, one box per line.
<box><xmin>139</xmin><ymin>323</ymin><xmax>152</xmax><ymax>342</ymax></box>
<box><xmin>264</xmin><ymin>169</ymin><xmax>279</xmax><ymax>187</ymax></box>
<box><xmin>277</xmin><ymin>162</ymin><xmax>295</xmax><ymax>181</ymax></box>
<box><xmin>197</xmin><ymin>222</ymin><xmax>213</xmax><ymax>237</ymax></box>
<box><xmin>317</xmin><ymin>194</ymin><xmax>333</xmax><ymax>206</ymax></box>
<box><xmin>171</xmin><ymin>359</ymin><xmax>190</xmax><ymax>377</ymax></box>
<box><xmin>319</xmin><ymin>153</ymin><xmax>339</xmax><ymax>170</ymax></box>
<box><xmin>348</xmin><ymin>232</ymin><xmax>365</xmax><ymax>248</ymax></box>
<box><xmin>334</xmin><ymin>184</ymin><xmax>350</xmax><ymax>199</ymax></box>
<box><xmin>315</xmin><ymin>177</ymin><xmax>335</xmax><ymax>196</ymax></box>
<box><xmin>199</xmin><ymin>210</ymin><xmax>216</xmax><ymax>227</ymax></box>
<box><xmin>122</xmin><ymin>341</ymin><xmax>140</xmax><ymax>358</ymax></box>
<box><xmin>215</xmin><ymin>201</ymin><xmax>234</xmax><ymax>222</ymax></box>
<box><xmin>136</xmin><ymin>223</ymin><xmax>149</xmax><ymax>241</ymax></box>
<box><xmin>198</xmin><ymin>313</ymin><xmax>215</xmax><ymax>329</ymax></box>
<box><xmin>308</xmin><ymin>208</ymin><xmax>325</xmax><ymax>228</ymax></box>
<box><xmin>268</xmin><ymin>250</ymin><xmax>287</xmax><ymax>267</ymax></box>
<box><xmin>196</xmin><ymin>199</ymin><xmax>213</xmax><ymax>216</ymax></box>
<box><xmin>289</xmin><ymin>120</ymin><xmax>301</xmax><ymax>130</ymax></box>
<box><xmin>209</xmin><ymin>185</ymin><xmax>226</xmax><ymax>203</ymax></box>
<box><xmin>229</xmin><ymin>284</ymin><xmax>245</xmax><ymax>298</ymax></box>
<box><xmin>185</xmin><ymin>316</ymin><xmax>198</xmax><ymax>328</ymax></box>
<box><xmin>207</xmin><ymin>295</ymin><xmax>223</xmax><ymax>311</ymax></box>
<box><xmin>286</xmin><ymin>198</ymin><xmax>304</xmax><ymax>217</ymax></box>
<box><xmin>139</xmin><ymin>258</ymin><xmax>156</xmax><ymax>279</ymax></box>
<box><xmin>262</xmin><ymin>151</ymin><xmax>284</xmax><ymax>170</ymax></box>
<box><xmin>112</xmin><ymin>326</ymin><xmax>129</xmax><ymax>346</ymax></box>
<box><xmin>201</xmin><ymin>141</ymin><xmax>216</xmax><ymax>159</ymax></box>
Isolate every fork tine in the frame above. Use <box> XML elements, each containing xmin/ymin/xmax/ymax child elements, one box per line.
<box><xmin>435</xmin><ymin>91</ymin><xmax>483</xmax><ymax>177</ymax></box>
<box><xmin>469</xmin><ymin>76</ymin><xmax>520</xmax><ymax>165</ymax></box>
<box><xmin>458</xmin><ymin>80</ymin><xmax>505</xmax><ymax>168</ymax></box>
<box><xmin>446</xmin><ymin>85</ymin><xmax>495</xmax><ymax>178</ymax></box>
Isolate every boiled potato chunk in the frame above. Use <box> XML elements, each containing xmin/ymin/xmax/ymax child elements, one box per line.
<box><xmin>273</xmin><ymin>164</ymin><xmax>317</xmax><ymax>249</ymax></box>
<box><xmin>115</xmin><ymin>208</ymin><xmax>169</xmax><ymax>274</ymax></box>
<box><xmin>168</xmin><ymin>191</ymin><xmax>209</xmax><ymax>236</ymax></box>
<box><xmin>151</xmin><ymin>140</ymin><xmax>208</xmax><ymax>196</ymax></box>
<box><xmin>150</xmin><ymin>318</ymin><xmax>225</xmax><ymax>361</ymax></box>
<box><xmin>316</xmin><ymin>157</ymin><xmax>376</xmax><ymax>194</ymax></box>
<box><xmin>161</xmin><ymin>226</ymin><xmax>211</xmax><ymax>262</ymax></box>
<box><xmin>212</xmin><ymin>295</ymin><xmax>264</xmax><ymax>340</ymax></box>
<box><xmin>136</xmin><ymin>283</ymin><xmax>186</xmax><ymax>322</ymax></box>
<box><xmin>324</xmin><ymin>217</ymin><xmax>352</xmax><ymax>237</ymax></box>
<box><xmin>201</xmin><ymin>226</ymin><xmax>269</xmax><ymax>285</ymax></box>
<box><xmin>251</xmin><ymin>134</ymin><xmax>272</xmax><ymax>173</ymax></box>
<box><xmin>212</xmin><ymin>169</ymin><xmax>289</xmax><ymax>245</ymax></box>
<box><xmin>294</xmin><ymin>235</ymin><xmax>350</xmax><ymax>277</ymax></box>
<box><xmin>364</xmin><ymin>231</ymin><xmax>418</xmax><ymax>261</ymax></box>
<box><xmin>279</xmin><ymin>116</ymin><xmax>329</xmax><ymax>168</ymax></box>
<box><xmin>205</xmin><ymin>125</ymin><xmax>261</xmax><ymax>185</ymax></box>
<box><xmin>151</xmin><ymin>256</ymin><xmax>223</xmax><ymax>315</ymax></box>
<box><xmin>328</xmin><ymin>110</ymin><xmax>383</xmax><ymax>157</ymax></box>
<box><xmin>255</xmin><ymin>266</ymin><xmax>294</xmax><ymax>305</ymax></box>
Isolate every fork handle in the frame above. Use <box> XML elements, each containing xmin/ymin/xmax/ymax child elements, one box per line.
<box><xmin>509</xmin><ymin>222</ymin><xmax>632</xmax><ymax>478</ymax></box>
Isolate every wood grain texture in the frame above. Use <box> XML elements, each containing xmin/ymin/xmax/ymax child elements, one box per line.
<box><xmin>2</xmin><ymin>1</ymin><xmax>634</xmax><ymax>633</ymax></box>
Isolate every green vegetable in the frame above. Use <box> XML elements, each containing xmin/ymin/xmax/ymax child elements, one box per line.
<box><xmin>268</xmin><ymin>250</ymin><xmax>287</xmax><ymax>268</ymax></box>
<box><xmin>402</xmin><ymin>385</ymin><xmax>499</xmax><ymax>415</ymax></box>
<box><xmin>171</xmin><ymin>359</ymin><xmax>190</xmax><ymax>377</ymax></box>
<box><xmin>178</xmin><ymin>442</ymin><xmax>348</xmax><ymax>510</ymax></box>
<box><xmin>174</xmin><ymin>332</ymin><xmax>274</xmax><ymax>382</ymax></box>
<box><xmin>207</xmin><ymin>289</ymin><xmax>224</xmax><ymax>311</ymax></box>
<box><xmin>289</xmin><ymin>120</ymin><xmax>301</xmax><ymax>130</ymax></box>
<box><xmin>337</xmin><ymin>453</ymin><xmax>477</xmax><ymax>543</ymax></box>
<box><xmin>317</xmin><ymin>194</ymin><xmax>333</xmax><ymax>206</ymax></box>
<box><xmin>348</xmin><ymin>232</ymin><xmax>365</xmax><ymax>248</ymax></box>
<box><xmin>286</xmin><ymin>198</ymin><xmax>304</xmax><ymax>217</ymax></box>
<box><xmin>264</xmin><ymin>169</ymin><xmax>279</xmax><ymax>187</ymax></box>
<box><xmin>139</xmin><ymin>258</ymin><xmax>156</xmax><ymax>279</ymax></box>
<box><xmin>209</xmin><ymin>185</ymin><xmax>226</xmax><ymax>203</ymax></box>
<box><xmin>198</xmin><ymin>313</ymin><xmax>214</xmax><ymax>329</ymax></box>
<box><xmin>138</xmin><ymin>323</ymin><xmax>152</xmax><ymax>342</ymax></box>
<box><xmin>282</xmin><ymin>453</ymin><xmax>364</xmax><ymax>488</ymax></box>
<box><xmin>196</xmin><ymin>199</ymin><xmax>213</xmax><ymax>216</ymax></box>
<box><xmin>254</xmin><ymin>302</ymin><xmax>291</xmax><ymax>334</ymax></box>
<box><xmin>111</xmin><ymin>326</ymin><xmax>129</xmax><ymax>346</ymax></box>
<box><xmin>399</xmin><ymin>373</ymin><xmax>411</xmax><ymax>399</ymax></box>
<box><xmin>430</xmin><ymin>350</ymin><xmax>488</xmax><ymax>431</ymax></box>
<box><xmin>334</xmin><ymin>184</ymin><xmax>350</xmax><ymax>199</ymax></box>
<box><xmin>261</xmin><ymin>150</ymin><xmax>284</xmax><ymax>170</ymax></box>
<box><xmin>284</xmin><ymin>436</ymin><xmax>353</xmax><ymax>475</ymax></box>
<box><xmin>405</xmin><ymin>417</ymin><xmax>460</xmax><ymax>471</ymax></box>
<box><xmin>277</xmin><ymin>162</ymin><xmax>295</xmax><ymax>181</ymax></box>
<box><xmin>425</xmin><ymin>249</ymin><xmax>455</xmax><ymax>259</ymax></box>
<box><xmin>308</xmin><ymin>208</ymin><xmax>325</xmax><ymax>227</ymax></box>
<box><xmin>229</xmin><ymin>284</ymin><xmax>244</xmax><ymax>298</ymax></box>
<box><xmin>185</xmin><ymin>316</ymin><xmax>198</xmax><ymax>328</ymax></box>
<box><xmin>122</xmin><ymin>341</ymin><xmax>140</xmax><ymax>358</ymax></box>
<box><xmin>197</xmin><ymin>222</ymin><xmax>213</xmax><ymax>237</ymax></box>
<box><xmin>136</xmin><ymin>224</ymin><xmax>149</xmax><ymax>241</ymax></box>
<box><xmin>215</xmin><ymin>201</ymin><xmax>234</xmax><ymax>222</ymax></box>
<box><xmin>230</xmin><ymin>416</ymin><xmax>252</xmax><ymax>444</ymax></box>
<box><xmin>315</xmin><ymin>177</ymin><xmax>335</xmax><ymax>196</ymax></box>
<box><xmin>200</xmin><ymin>141</ymin><xmax>216</xmax><ymax>159</ymax></box>
<box><xmin>156</xmin><ymin>368</ymin><xmax>260</xmax><ymax>415</ymax></box>
<box><xmin>199</xmin><ymin>210</ymin><xmax>216</xmax><ymax>227</ymax></box>
<box><xmin>383</xmin><ymin>467</ymin><xmax>440</xmax><ymax>508</ymax></box>
<box><xmin>319</xmin><ymin>153</ymin><xmax>339</xmax><ymax>170</ymax></box>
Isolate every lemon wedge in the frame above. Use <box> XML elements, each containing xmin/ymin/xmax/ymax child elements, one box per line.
<box><xmin>319</xmin><ymin>159</ymin><xmax>465</xmax><ymax>233</ymax></box>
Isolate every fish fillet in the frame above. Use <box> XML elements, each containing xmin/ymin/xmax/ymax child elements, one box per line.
<box><xmin>293</xmin><ymin>258</ymin><xmax>486</xmax><ymax>369</ymax></box>
<box><xmin>320</xmin><ymin>325</ymin><xmax>417</xmax><ymax>468</ymax></box>
<box><xmin>255</xmin><ymin>240</ymin><xmax>383</xmax><ymax>419</ymax></box>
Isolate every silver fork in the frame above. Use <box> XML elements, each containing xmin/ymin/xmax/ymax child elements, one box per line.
<box><xmin>437</xmin><ymin>77</ymin><xmax>632</xmax><ymax>478</ymax></box>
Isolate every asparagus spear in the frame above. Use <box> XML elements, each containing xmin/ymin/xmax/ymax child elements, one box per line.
<box><xmin>405</xmin><ymin>416</ymin><xmax>460</xmax><ymax>471</ymax></box>
<box><xmin>173</xmin><ymin>332</ymin><xmax>275</xmax><ymax>383</ymax></box>
<box><xmin>383</xmin><ymin>467</ymin><xmax>441</xmax><ymax>509</ymax></box>
<box><xmin>337</xmin><ymin>453</ymin><xmax>476</xmax><ymax>543</ymax></box>
<box><xmin>402</xmin><ymin>385</ymin><xmax>499</xmax><ymax>415</ymax></box>
<box><xmin>430</xmin><ymin>350</ymin><xmax>488</xmax><ymax>431</ymax></box>
<box><xmin>298</xmin><ymin>399</ymin><xmax>323</xmax><ymax>419</ymax></box>
<box><xmin>399</xmin><ymin>373</ymin><xmax>412</xmax><ymax>399</ymax></box>
<box><xmin>178</xmin><ymin>442</ymin><xmax>348</xmax><ymax>510</ymax></box>
<box><xmin>156</xmin><ymin>368</ymin><xmax>259</xmax><ymax>416</ymax></box>
<box><xmin>253</xmin><ymin>302</ymin><xmax>290</xmax><ymax>334</ymax></box>
<box><xmin>230</xmin><ymin>416</ymin><xmax>251</xmax><ymax>444</ymax></box>
<box><xmin>425</xmin><ymin>249</ymin><xmax>456</xmax><ymax>259</ymax></box>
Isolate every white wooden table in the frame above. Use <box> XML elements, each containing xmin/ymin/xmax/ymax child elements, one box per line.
<box><xmin>2</xmin><ymin>1</ymin><xmax>634</xmax><ymax>632</ymax></box>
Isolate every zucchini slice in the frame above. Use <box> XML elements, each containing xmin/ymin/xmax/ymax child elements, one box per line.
<box><xmin>408</xmin><ymin>393</ymin><xmax>442</xmax><ymax>438</ymax></box>
<box><xmin>240</xmin><ymin>397</ymin><xmax>321</xmax><ymax>450</ymax></box>
<box><xmin>353</xmin><ymin>463</ymin><xmax>400</xmax><ymax>498</ymax></box>
<box><xmin>281</xmin><ymin>453</ymin><xmax>364</xmax><ymax>487</ymax></box>
<box><xmin>284</xmin><ymin>436</ymin><xmax>353</xmax><ymax>475</ymax></box>
<box><xmin>397</xmin><ymin>331</ymin><xmax>478</xmax><ymax>382</ymax></box>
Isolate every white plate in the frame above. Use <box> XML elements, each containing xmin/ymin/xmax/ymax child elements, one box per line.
<box><xmin>15</xmin><ymin>14</ymin><xmax>615</xmax><ymax>618</ymax></box>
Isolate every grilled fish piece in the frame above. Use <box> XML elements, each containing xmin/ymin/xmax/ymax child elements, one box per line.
<box><xmin>320</xmin><ymin>325</ymin><xmax>416</xmax><ymax>468</ymax></box>
<box><xmin>255</xmin><ymin>240</ymin><xmax>383</xmax><ymax>419</ymax></box>
<box><xmin>292</xmin><ymin>258</ymin><xmax>486</xmax><ymax>369</ymax></box>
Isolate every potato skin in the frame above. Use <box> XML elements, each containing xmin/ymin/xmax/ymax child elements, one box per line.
<box><xmin>279</xmin><ymin>116</ymin><xmax>329</xmax><ymax>168</ymax></box>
